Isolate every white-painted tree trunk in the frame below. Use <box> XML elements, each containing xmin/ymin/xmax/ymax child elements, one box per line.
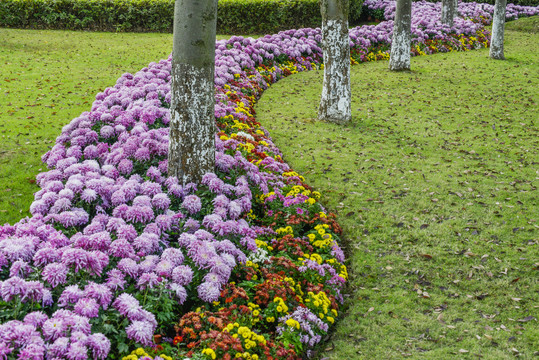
<box><xmin>318</xmin><ymin>0</ymin><xmax>352</xmax><ymax>124</ymax></box>
<box><xmin>389</xmin><ymin>0</ymin><xmax>412</xmax><ymax>71</ymax></box>
<box><xmin>441</xmin><ymin>0</ymin><xmax>458</xmax><ymax>27</ymax></box>
<box><xmin>168</xmin><ymin>0</ymin><xmax>217</xmax><ymax>184</ymax></box>
<box><xmin>490</xmin><ymin>0</ymin><xmax>507</xmax><ymax>60</ymax></box>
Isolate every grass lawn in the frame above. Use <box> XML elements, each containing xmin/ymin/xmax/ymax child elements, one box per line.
<box><xmin>0</xmin><ymin>29</ymin><xmax>173</xmax><ymax>224</ymax></box>
<box><xmin>0</xmin><ymin>22</ymin><xmax>537</xmax><ymax>359</ymax></box>
<box><xmin>256</xmin><ymin>29</ymin><xmax>538</xmax><ymax>359</ymax></box>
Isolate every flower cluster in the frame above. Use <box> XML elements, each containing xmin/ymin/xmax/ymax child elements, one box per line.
<box><xmin>1</xmin><ymin>1</ymin><xmax>538</xmax><ymax>359</ymax></box>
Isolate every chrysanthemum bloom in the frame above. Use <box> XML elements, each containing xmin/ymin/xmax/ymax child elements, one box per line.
<box><xmin>106</xmin><ymin>269</ymin><xmax>126</xmax><ymax>290</ymax></box>
<box><xmin>169</xmin><ymin>283</ymin><xmax>187</xmax><ymax>304</ymax></box>
<box><xmin>113</xmin><ymin>293</ymin><xmax>144</xmax><ymax>321</ymax></box>
<box><xmin>183</xmin><ymin>218</ymin><xmax>200</xmax><ymax>233</ymax></box>
<box><xmin>124</xmin><ymin>206</ymin><xmax>155</xmax><ymax>224</ymax></box>
<box><xmin>74</xmin><ymin>298</ymin><xmax>100</xmax><ymax>318</ymax></box>
<box><xmin>87</xmin><ymin>333</ymin><xmax>111</xmax><ymax>360</ymax></box>
<box><xmin>57</xmin><ymin>285</ymin><xmax>84</xmax><ymax>307</ymax></box>
<box><xmin>133</xmin><ymin>195</ymin><xmax>152</xmax><ymax>207</ymax></box>
<box><xmin>9</xmin><ymin>260</ymin><xmax>32</xmax><ymax>278</ymax></box>
<box><xmin>228</xmin><ymin>200</ymin><xmax>243</xmax><ymax>219</ymax></box>
<box><xmin>109</xmin><ymin>239</ymin><xmax>136</xmax><ymax>259</ymax></box>
<box><xmin>153</xmin><ymin>259</ymin><xmax>174</xmax><ymax>277</ymax></box>
<box><xmin>117</xmin><ymin>159</ymin><xmax>134</xmax><ymax>175</ymax></box>
<box><xmin>151</xmin><ymin>193</ymin><xmax>170</xmax><ymax>211</ymax></box>
<box><xmin>100</xmin><ymin>125</ymin><xmax>115</xmax><ymax>139</ymax></box>
<box><xmin>171</xmin><ymin>265</ymin><xmax>194</xmax><ymax>286</ymax></box>
<box><xmin>66</xmin><ymin>341</ymin><xmax>89</xmax><ymax>360</ymax></box>
<box><xmin>117</xmin><ymin>258</ymin><xmax>140</xmax><ymax>278</ymax></box>
<box><xmin>181</xmin><ymin>195</ymin><xmax>202</xmax><ymax>214</ymax></box>
<box><xmin>23</xmin><ymin>311</ymin><xmax>48</xmax><ymax>328</ymax></box>
<box><xmin>154</xmin><ymin>214</ymin><xmax>173</xmax><ymax>232</ymax></box>
<box><xmin>81</xmin><ymin>188</ymin><xmax>98</xmax><ymax>203</ymax></box>
<box><xmin>42</xmin><ymin>317</ymin><xmax>68</xmax><ymax>341</ymax></box>
<box><xmin>138</xmin><ymin>255</ymin><xmax>159</xmax><ymax>273</ymax></box>
<box><xmin>48</xmin><ymin>336</ymin><xmax>70</xmax><ymax>357</ymax></box>
<box><xmin>21</xmin><ymin>281</ymin><xmax>45</xmax><ymax>303</ymax></box>
<box><xmin>160</xmin><ymin>248</ymin><xmax>184</xmax><ymax>266</ymax></box>
<box><xmin>125</xmin><ymin>321</ymin><xmax>155</xmax><ymax>346</ymax></box>
<box><xmin>61</xmin><ymin>248</ymin><xmax>90</xmax><ymax>273</ymax></box>
<box><xmin>140</xmin><ymin>181</ymin><xmax>162</xmax><ymax>197</ymax></box>
<box><xmin>19</xmin><ymin>343</ymin><xmax>46</xmax><ymax>359</ymax></box>
<box><xmin>84</xmin><ymin>282</ymin><xmax>113</xmax><ymax>309</ymax></box>
<box><xmin>137</xmin><ymin>272</ymin><xmax>159</xmax><ymax>290</ymax></box>
<box><xmin>133</xmin><ymin>233</ymin><xmax>159</xmax><ymax>256</ymax></box>
<box><xmin>1</xmin><ymin>276</ymin><xmax>26</xmax><ymax>302</ymax></box>
<box><xmin>0</xmin><ymin>236</ymin><xmax>36</xmax><ymax>262</ymax></box>
<box><xmin>116</xmin><ymin>224</ymin><xmax>138</xmax><ymax>241</ymax></box>
<box><xmin>197</xmin><ymin>281</ymin><xmax>221</xmax><ymax>302</ymax></box>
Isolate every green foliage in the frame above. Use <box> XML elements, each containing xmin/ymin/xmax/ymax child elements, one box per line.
<box><xmin>218</xmin><ymin>0</ymin><xmax>321</xmax><ymax>34</ymax></box>
<box><xmin>0</xmin><ymin>0</ymin><xmax>175</xmax><ymax>32</ymax></box>
<box><xmin>0</xmin><ymin>0</ymin><xmax>364</xmax><ymax>34</ymax></box>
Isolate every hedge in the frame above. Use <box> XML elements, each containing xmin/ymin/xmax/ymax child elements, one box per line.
<box><xmin>0</xmin><ymin>0</ymin><xmax>364</xmax><ymax>33</ymax></box>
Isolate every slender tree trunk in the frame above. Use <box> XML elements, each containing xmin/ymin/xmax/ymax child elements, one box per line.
<box><xmin>318</xmin><ymin>0</ymin><xmax>352</xmax><ymax>124</ymax></box>
<box><xmin>441</xmin><ymin>0</ymin><xmax>457</xmax><ymax>27</ymax></box>
<box><xmin>490</xmin><ymin>0</ymin><xmax>507</xmax><ymax>60</ymax></box>
<box><xmin>389</xmin><ymin>0</ymin><xmax>412</xmax><ymax>71</ymax></box>
<box><xmin>168</xmin><ymin>0</ymin><xmax>217</xmax><ymax>184</ymax></box>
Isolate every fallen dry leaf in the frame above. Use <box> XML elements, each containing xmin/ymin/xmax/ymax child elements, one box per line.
<box><xmin>517</xmin><ymin>316</ymin><xmax>536</xmax><ymax>322</ymax></box>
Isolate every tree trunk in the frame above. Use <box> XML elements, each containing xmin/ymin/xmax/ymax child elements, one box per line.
<box><xmin>389</xmin><ymin>0</ymin><xmax>412</xmax><ymax>71</ymax></box>
<box><xmin>318</xmin><ymin>0</ymin><xmax>352</xmax><ymax>124</ymax></box>
<box><xmin>168</xmin><ymin>0</ymin><xmax>217</xmax><ymax>184</ymax></box>
<box><xmin>490</xmin><ymin>0</ymin><xmax>507</xmax><ymax>60</ymax></box>
<box><xmin>441</xmin><ymin>0</ymin><xmax>457</xmax><ymax>27</ymax></box>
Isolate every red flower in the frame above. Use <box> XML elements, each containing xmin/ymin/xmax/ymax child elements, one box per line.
<box><xmin>173</xmin><ymin>336</ymin><xmax>183</xmax><ymax>345</ymax></box>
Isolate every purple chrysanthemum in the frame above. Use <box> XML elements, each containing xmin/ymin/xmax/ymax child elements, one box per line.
<box><xmin>137</xmin><ymin>272</ymin><xmax>159</xmax><ymax>290</ymax></box>
<box><xmin>172</xmin><ymin>265</ymin><xmax>194</xmax><ymax>286</ymax></box>
<box><xmin>74</xmin><ymin>298</ymin><xmax>100</xmax><ymax>318</ymax></box>
<box><xmin>112</xmin><ymin>293</ymin><xmax>143</xmax><ymax>321</ymax></box>
<box><xmin>125</xmin><ymin>321</ymin><xmax>154</xmax><ymax>346</ymax></box>
<box><xmin>181</xmin><ymin>195</ymin><xmax>202</xmax><ymax>214</ymax></box>
<box><xmin>87</xmin><ymin>333</ymin><xmax>110</xmax><ymax>360</ymax></box>
<box><xmin>197</xmin><ymin>281</ymin><xmax>221</xmax><ymax>303</ymax></box>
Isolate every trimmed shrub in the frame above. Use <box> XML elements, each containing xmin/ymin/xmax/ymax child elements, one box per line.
<box><xmin>0</xmin><ymin>0</ymin><xmax>175</xmax><ymax>32</ymax></box>
<box><xmin>0</xmin><ymin>0</ymin><xmax>365</xmax><ymax>33</ymax></box>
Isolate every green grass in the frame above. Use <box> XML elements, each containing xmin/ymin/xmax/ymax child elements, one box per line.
<box><xmin>0</xmin><ymin>29</ymin><xmax>245</xmax><ymax>225</ymax></box>
<box><xmin>255</xmin><ymin>29</ymin><xmax>538</xmax><ymax>359</ymax></box>
<box><xmin>0</xmin><ymin>29</ymin><xmax>172</xmax><ymax>224</ymax></box>
<box><xmin>505</xmin><ymin>15</ymin><xmax>539</xmax><ymax>33</ymax></box>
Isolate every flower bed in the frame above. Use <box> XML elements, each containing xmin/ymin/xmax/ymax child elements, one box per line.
<box><xmin>1</xmin><ymin>2</ymin><xmax>538</xmax><ymax>360</ymax></box>
<box><xmin>364</xmin><ymin>0</ymin><xmax>539</xmax><ymax>24</ymax></box>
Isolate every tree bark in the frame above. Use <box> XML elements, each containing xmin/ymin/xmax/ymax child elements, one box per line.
<box><xmin>490</xmin><ymin>0</ymin><xmax>507</xmax><ymax>60</ymax></box>
<box><xmin>441</xmin><ymin>0</ymin><xmax>457</xmax><ymax>27</ymax></box>
<box><xmin>318</xmin><ymin>0</ymin><xmax>352</xmax><ymax>124</ymax></box>
<box><xmin>168</xmin><ymin>0</ymin><xmax>217</xmax><ymax>184</ymax></box>
<box><xmin>389</xmin><ymin>0</ymin><xmax>412</xmax><ymax>71</ymax></box>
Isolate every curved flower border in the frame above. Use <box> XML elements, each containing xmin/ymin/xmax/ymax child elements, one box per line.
<box><xmin>1</xmin><ymin>1</ymin><xmax>538</xmax><ymax>360</ymax></box>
